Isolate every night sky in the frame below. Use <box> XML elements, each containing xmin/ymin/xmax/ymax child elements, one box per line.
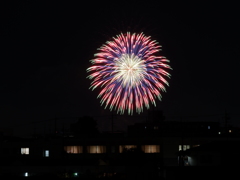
<box><xmin>1</xmin><ymin>1</ymin><xmax>240</xmax><ymax>136</ymax></box>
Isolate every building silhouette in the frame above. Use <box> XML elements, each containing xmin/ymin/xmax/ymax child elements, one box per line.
<box><xmin>1</xmin><ymin>111</ymin><xmax>240</xmax><ymax>179</ymax></box>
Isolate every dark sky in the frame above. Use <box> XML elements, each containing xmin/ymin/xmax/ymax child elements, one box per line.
<box><xmin>1</xmin><ymin>1</ymin><xmax>240</xmax><ymax>136</ymax></box>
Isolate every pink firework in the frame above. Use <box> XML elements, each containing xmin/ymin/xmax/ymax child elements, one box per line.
<box><xmin>87</xmin><ymin>32</ymin><xmax>172</xmax><ymax>115</ymax></box>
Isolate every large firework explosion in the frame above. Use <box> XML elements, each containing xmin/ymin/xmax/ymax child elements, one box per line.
<box><xmin>87</xmin><ymin>32</ymin><xmax>172</xmax><ymax>115</ymax></box>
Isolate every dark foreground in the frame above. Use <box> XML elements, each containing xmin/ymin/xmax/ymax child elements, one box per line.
<box><xmin>0</xmin><ymin>166</ymin><xmax>238</xmax><ymax>179</ymax></box>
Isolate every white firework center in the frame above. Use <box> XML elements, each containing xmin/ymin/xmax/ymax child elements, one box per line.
<box><xmin>114</xmin><ymin>53</ymin><xmax>147</xmax><ymax>88</ymax></box>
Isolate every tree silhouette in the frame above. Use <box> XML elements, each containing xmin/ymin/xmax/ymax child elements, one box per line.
<box><xmin>70</xmin><ymin>116</ymin><xmax>99</xmax><ymax>137</ymax></box>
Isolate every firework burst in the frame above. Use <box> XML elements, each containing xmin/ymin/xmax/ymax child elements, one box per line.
<box><xmin>87</xmin><ymin>32</ymin><xmax>172</xmax><ymax>115</ymax></box>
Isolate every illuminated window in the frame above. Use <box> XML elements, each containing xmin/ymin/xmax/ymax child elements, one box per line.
<box><xmin>229</xmin><ymin>129</ymin><xmax>232</xmax><ymax>133</ymax></box>
<box><xmin>119</xmin><ymin>145</ymin><xmax>137</xmax><ymax>153</ymax></box>
<box><xmin>184</xmin><ymin>145</ymin><xmax>190</xmax><ymax>151</ymax></box>
<box><xmin>154</xmin><ymin>126</ymin><xmax>159</xmax><ymax>130</ymax></box>
<box><xmin>64</xmin><ymin>146</ymin><xmax>83</xmax><ymax>154</ymax></box>
<box><xmin>24</xmin><ymin>172</ymin><xmax>28</xmax><ymax>177</ymax></box>
<box><xmin>218</xmin><ymin>131</ymin><xmax>221</xmax><ymax>134</ymax></box>
<box><xmin>193</xmin><ymin>144</ymin><xmax>200</xmax><ymax>147</ymax></box>
<box><xmin>208</xmin><ymin>126</ymin><xmax>210</xmax><ymax>129</ymax></box>
<box><xmin>44</xmin><ymin>150</ymin><xmax>49</xmax><ymax>157</ymax></box>
<box><xmin>179</xmin><ymin>145</ymin><xmax>190</xmax><ymax>151</ymax></box>
<box><xmin>141</xmin><ymin>145</ymin><xmax>160</xmax><ymax>153</ymax></box>
<box><xmin>87</xmin><ymin>146</ymin><xmax>106</xmax><ymax>153</ymax></box>
<box><xmin>21</xmin><ymin>148</ymin><xmax>29</xmax><ymax>155</ymax></box>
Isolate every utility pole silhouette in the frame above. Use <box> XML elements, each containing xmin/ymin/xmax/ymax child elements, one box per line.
<box><xmin>224</xmin><ymin>110</ymin><xmax>230</xmax><ymax>139</ymax></box>
<box><xmin>111</xmin><ymin>112</ymin><xmax>114</xmax><ymax>133</ymax></box>
<box><xmin>180</xmin><ymin>116</ymin><xmax>184</xmax><ymax>167</ymax></box>
<box><xmin>55</xmin><ymin>115</ymin><xmax>57</xmax><ymax>134</ymax></box>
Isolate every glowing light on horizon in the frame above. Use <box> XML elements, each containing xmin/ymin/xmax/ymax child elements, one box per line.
<box><xmin>87</xmin><ymin>32</ymin><xmax>172</xmax><ymax>115</ymax></box>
